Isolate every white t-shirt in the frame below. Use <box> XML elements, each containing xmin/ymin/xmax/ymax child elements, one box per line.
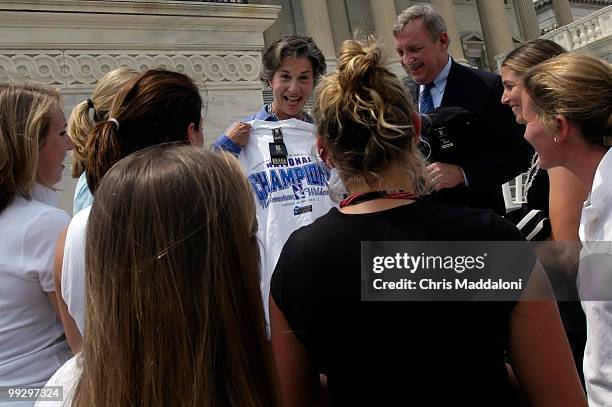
<box><xmin>60</xmin><ymin>206</ymin><xmax>90</xmax><ymax>335</ymax></box>
<box><xmin>239</xmin><ymin>119</ymin><xmax>336</xmax><ymax>328</ymax></box>
<box><xmin>0</xmin><ymin>185</ymin><xmax>71</xmax><ymax>405</ymax></box>
<box><xmin>578</xmin><ymin>148</ymin><xmax>612</xmax><ymax>407</ymax></box>
<box><xmin>34</xmin><ymin>356</ymin><xmax>79</xmax><ymax>407</ymax></box>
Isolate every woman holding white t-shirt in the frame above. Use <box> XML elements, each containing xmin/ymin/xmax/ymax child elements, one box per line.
<box><xmin>0</xmin><ymin>83</ymin><xmax>72</xmax><ymax>398</ymax></box>
<box><xmin>213</xmin><ymin>35</ymin><xmax>326</xmax><ymax>154</ymax></box>
<box><xmin>213</xmin><ymin>36</ymin><xmax>335</xmax><ymax>329</ymax></box>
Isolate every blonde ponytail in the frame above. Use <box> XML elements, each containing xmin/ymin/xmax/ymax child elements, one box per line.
<box><xmin>67</xmin><ymin>100</ymin><xmax>94</xmax><ymax>177</ymax></box>
<box><xmin>67</xmin><ymin>66</ymin><xmax>139</xmax><ymax>178</ymax></box>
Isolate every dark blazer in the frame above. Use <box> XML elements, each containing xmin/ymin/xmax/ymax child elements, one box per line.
<box><xmin>413</xmin><ymin>60</ymin><xmax>533</xmax><ymax>215</ymax></box>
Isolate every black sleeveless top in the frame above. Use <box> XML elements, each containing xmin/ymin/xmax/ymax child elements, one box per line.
<box><xmin>271</xmin><ymin>200</ymin><xmax>529</xmax><ymax>406</ymax></box>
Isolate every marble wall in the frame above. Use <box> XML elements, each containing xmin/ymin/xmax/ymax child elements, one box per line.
<box><xmin>0</xmin><ymin>0</ymin><xmax>279</xmax><ymax>214</ymax></box>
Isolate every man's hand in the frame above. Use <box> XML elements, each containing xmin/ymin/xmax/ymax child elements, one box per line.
<box><xmin>427</xmin><ymin>162</ymin><xmax>465</xmax><ymax>191</ymax></box>
<box><xmin>226</xmin><ymin>121</ymin><xmax>252</xmax><ymax>147</ymax></box>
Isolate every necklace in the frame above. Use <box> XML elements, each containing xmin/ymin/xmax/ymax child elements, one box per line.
<box><xmin>266</xmin><ymin>104</ymin><xmax>311</xmax><ymax>123</ymax></box>
<box><xmin>266</xmin><ymin>104</ymin><xmax>281</xmax><ymax>121</ymax></box>
<box><xmin>524</xmin><ymin>153</ymin><xmax>540</xmax><ymax>200</ymax></box>
<box><xmin>339</xmin><ymin>190</ymin><xmax>418</xmax><ymax>208</ymax></box>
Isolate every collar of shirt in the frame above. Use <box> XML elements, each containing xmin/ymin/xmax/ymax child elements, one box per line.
<box><xmin>27</xmin><ymin>183</ymin><xmax>60</xmax><ymax>207</ymax></box>
<box><xmin>580</xmin><ymin>148</ymin><xmax>612</xmax><ymax>240</ymax></box>
<box><xmin>419</xmin><ymin>55</ymin><xmax>452</xmax><ymax>109</ymax></box>
<box><xmin>253</xmin><ymin>105</ymin><xmax>276</xmax><ymax>121</ymax></box>
<box><xmin>252</xmin><ymin>104</ymin><xmax>314</xmax><ymax>124</ymax></box>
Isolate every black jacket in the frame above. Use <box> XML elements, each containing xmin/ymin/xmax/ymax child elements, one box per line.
<box><xmin>412</xmin><ymin>60</ymin><xmax>533</xmax><ymax>215</ymax></box>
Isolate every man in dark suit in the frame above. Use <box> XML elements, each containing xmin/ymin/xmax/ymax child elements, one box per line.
<box><xmin>393</xmin><ymin>4</ymin><xmax>532</xmax><ymax>215</ymax></box>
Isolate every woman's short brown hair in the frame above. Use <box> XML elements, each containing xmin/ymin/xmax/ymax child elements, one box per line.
<box><xmin>260</xmin><ymin>35</ymin><xmax>327</xmax><ymax>84</ymax></box>
<box><xmin>501</xmin><ymin>39</ymin><xmax>566</xmax><ymax>75</ymax></box>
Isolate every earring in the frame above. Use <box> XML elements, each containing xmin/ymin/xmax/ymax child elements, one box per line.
<box><xmin>318</xmin><ymin>147</ymin><xmax>328</xmax><ymax>161</ymax></box>
<box><xmin>318</xmin><ymin>148</ymin><xmax>334</xmax><ymax>168</ymax></box>
<box><xmin>553</xmin><ymin>137</ymin><xmax>558</xmax><ymax>143</ymax></box>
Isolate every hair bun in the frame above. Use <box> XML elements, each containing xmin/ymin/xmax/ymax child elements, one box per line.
<box><xmin>337</xmin><ymin>40</ymin><xmax>384</xmax><ymax>92</ymax></box>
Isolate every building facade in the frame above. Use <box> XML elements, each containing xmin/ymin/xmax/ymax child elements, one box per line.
<box><xmin>256</xmin><ymin>0</ymin><xmax>611</xmax><ymax>72</ymax></box>
<box><xmin>0</xmin><ymin>0</ymin><xmax>610</xmax><ymax>213</ymax></box>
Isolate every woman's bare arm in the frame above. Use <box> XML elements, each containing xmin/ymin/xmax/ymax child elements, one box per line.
<box><xmin>509</xmin><ymin>263</ymin><xmax>586</xmax><ymax>406</ymax></box>
<box><xmin>270</xmin><ymin>297</ymin><xmax>326</xmax><ymax>407</ymax></box>
<box><xmin>53</xmin><ymin>226</ymin><xmax>82</xmax><ymax>352</ymax></box>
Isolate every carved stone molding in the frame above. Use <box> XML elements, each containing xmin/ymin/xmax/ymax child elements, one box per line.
<box><xmin>0</xmin><ymin>50</ymin><xmax>262</xmax><ymax>88</ymax></box>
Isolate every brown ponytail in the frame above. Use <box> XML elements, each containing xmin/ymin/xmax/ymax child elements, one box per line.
<box><xmin>84</xmin><ymin>69</ymin><xmax>204</xmax><ymax>193</ymax></box>
<box><xmin>85</xmin><ymin>121</ymin><xmax>122</xmax><ymax>193</ymax></box>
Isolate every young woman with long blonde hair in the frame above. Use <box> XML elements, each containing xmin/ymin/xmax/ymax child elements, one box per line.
<box><xmin>0</xmin><ymin>83</ymin><xmax>73</xmax><ymax>392</ymax></box>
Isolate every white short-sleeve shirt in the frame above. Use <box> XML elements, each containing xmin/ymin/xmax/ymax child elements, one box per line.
<box><xmin>0</xmin><ymin>185</ymin><xmax>71</xmax><ymax>400</ymax></box>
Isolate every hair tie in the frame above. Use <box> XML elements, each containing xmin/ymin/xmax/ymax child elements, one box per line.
<box><xmin>87</xmin><ymin>98</ymin><xmax>95</xmax><ymax>109</ymax></box>
<box><xmin>107</xmin><ymin>118</ymin><xmax>120</xmax><ymax>130</ymax></box>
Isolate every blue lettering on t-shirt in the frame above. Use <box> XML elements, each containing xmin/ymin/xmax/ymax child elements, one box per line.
<box><xmin>279</xmin><ymin>168</ymin><xmax>292</xmax><ymax>189</ymax></box>
<box><xmin>270</xmin><ymin>170</ymin><xmax>283</xmax><ymax>192</ymax></box>
<box><xmin>293</xmin><ymin>167</ymin><xmax>305</xmax><ymax>184</ymax></box>
<box><xmin>248</xmin><ymin>156</ymin><xmax>331</xmax><ymax>208</ymax></box>
<box><xmin>249</xmin><ymin>171</ymin><xmax>271</xmax><ymax>202</ymax></box>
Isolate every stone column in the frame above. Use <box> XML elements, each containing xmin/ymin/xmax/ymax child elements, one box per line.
<box><xmin>430</xmin><ymin>0</ymin><xmax>467</xmax><ymax>65</ymax></box>
<box><xmin>514</xmin><ymin>0</ymin><xmax>540</xmax><ymax>41</ymax></box>
<box><xmin>327</xmin><ymin>0</ymin><xmax>352</xmax><ymax>52</ymax></box>
<box><xmin>368</xmin><ymin>0</ymin><xmax>404</xmax><ymax>78</ymax></box>
<box><xmin>262</xmin><ymin>0</ymin><xmax>283</xmax><ymax>49</ymax></box>
<box><xmin>476</xmin><ymin>0</ymin><xmax>514</xmax><ymax>71</ymax></box>
<box><xmin>301</xmin><ymin>0</ymin><xmax>337</xmax><ymax>72</ymax></box>
<box><xmin>263</xmin><ymin>24</ymin><xmax>282</xmax><ymax>49</ymax></box>
<box><xmin>553</xmin><ymin>0</ymin><xmax>573</xmax><ymax>27</ymax></box>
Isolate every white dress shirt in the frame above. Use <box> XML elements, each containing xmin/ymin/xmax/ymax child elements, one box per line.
<box><xmin>418</xmin><ymin>55</ymin><xmax>451</xmax><ymax>112</ymax></box>
<box><xmin>578</xmin><ymin>148</ymin><xmax>612</xmax><ymax>407</ymax></box>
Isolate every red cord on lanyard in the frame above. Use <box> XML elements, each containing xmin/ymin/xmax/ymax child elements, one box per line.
<box><xmin>339</xmin><ymin>191</ymin><xmax>419</xmax><ymax>208</ymax></box>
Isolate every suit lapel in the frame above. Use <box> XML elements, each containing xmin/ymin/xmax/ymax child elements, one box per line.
<box><xmin>440</xmin><ymin>60</ymin><xmax>460</xmax><ymax>107</ymax></box>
